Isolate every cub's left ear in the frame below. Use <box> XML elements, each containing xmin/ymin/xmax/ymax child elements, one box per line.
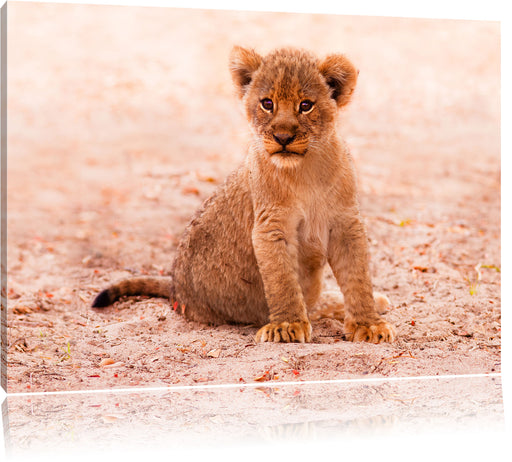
<box><xmin>318</xmin><ymin>54</ymin><xmax>358</xmax><ymax>107</ymax></box>
<box><xmin>229</xmin><ymin>46</ymin><xmax>263</xmax><ymax>99</ymax></box>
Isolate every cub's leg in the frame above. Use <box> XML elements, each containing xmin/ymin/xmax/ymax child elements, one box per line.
<box><xmin>308</xmin><ymin>290</ymin><xmax>391</xmax><ymax>322</ymax></box>
<box><xmin>252</xmin><ymin>215</ymin><xmax>312</xmax><ymax>343</ymax></box>
<box><xmin>327</xmin><ymin>213</ymin><xmax>396</xmax><ymax>343</ymax></box>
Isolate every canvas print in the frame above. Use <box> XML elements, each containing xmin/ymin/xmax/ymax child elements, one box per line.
<box><xmin>1</xmin><ymin>2</ymin><xmax>501</xmax><ymax>394</ymax></box>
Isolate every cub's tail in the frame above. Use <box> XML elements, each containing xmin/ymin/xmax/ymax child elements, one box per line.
<box><xmin>91</xmin><ymin>276</ymin><xmax>171</xmax><ymax>308</ymax></box>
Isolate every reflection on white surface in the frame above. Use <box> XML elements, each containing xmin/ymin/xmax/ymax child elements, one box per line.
<box><xmin>2</xmin><ymin>374</ymin><xmax>505</xmax><ymax>460</ymax></box>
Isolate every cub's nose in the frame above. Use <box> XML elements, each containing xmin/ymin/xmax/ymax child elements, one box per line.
<box><xmin>273</xmin><ymin>133</ymin><xmax>295</xmax><ymax>147</ymax></box>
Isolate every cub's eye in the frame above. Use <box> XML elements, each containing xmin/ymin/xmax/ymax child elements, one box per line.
<box><xmin>260</xmin><ymin>98</ymin><xmax>274</xmax><ymax>112</ymax></box>
<box><xmin>299</xmin><ymin>100</ymin><xmax>314</xmax><ymax>114</ymax></box>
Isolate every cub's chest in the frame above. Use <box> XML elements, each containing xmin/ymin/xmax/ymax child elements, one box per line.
<box><xmin>296</xmin><ymin>204</ymin><xmax>331</xmax><ymax>260</ymax></box>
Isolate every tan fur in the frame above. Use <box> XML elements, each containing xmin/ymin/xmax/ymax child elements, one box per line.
<box><xmin>92</xmin><ymin>46</ymin><xmax>396</xmax><ymax>344</ymax></box>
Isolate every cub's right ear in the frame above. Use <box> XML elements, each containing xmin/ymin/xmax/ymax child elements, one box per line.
<box><xmin>229</xmin><ymin>46</ymin><xmax>262</xmax><ymax>98</ymax></box>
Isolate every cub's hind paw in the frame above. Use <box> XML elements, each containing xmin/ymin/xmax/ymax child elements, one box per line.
<box><xmin>374</xmin><ymin>292</ymin><xmax>391</xmax><ymax>315</ymax></box>
<box><xmin>255</xmin><ymin>320</ymin><xmax>312</xmax><ymax>343</ymax></box>
<box><xmin>344</xmin><ymin>319</ymin><xmax>396</xmax><ymax>343</ymax></box>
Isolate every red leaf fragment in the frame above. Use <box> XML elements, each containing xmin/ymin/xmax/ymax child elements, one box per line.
<box><xmin>254</xmin><ymin>370</ymin><xmax>270</xmax><ymax>382</ymax></box>
<box><xmin>182</xmin><ymin>186</ymin><xmax>200</xmax><ymax>196</ymax></box>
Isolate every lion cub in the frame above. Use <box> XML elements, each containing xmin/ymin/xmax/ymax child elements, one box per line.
<box><xmin>92</xmin><ymin>46</ymin><xmax>396</xmax><ymax>344</ymax></box>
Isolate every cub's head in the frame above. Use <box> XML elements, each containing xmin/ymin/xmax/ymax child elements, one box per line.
<box><xmin>229</xmin><ymin>46</ymin><xmax>357</xmax><ymax>165</ymax></box>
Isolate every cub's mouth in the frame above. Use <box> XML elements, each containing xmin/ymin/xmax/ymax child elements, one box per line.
<box><xmin>272</xmin><ymin>150</ymin><xmax>306</xmax><ymax>157</ymax></box>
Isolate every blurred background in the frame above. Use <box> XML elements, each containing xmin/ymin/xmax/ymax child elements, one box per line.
<box><xmin>7</xmin><ymin>2</ymin><xmax>500</xmax><ymax>213</ymax></box>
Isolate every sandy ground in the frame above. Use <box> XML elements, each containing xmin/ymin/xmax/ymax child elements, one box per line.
<box><xmin>5</xmin><ymin>3</ymin><xmax>500</xmax><ymax>393</ymax></box>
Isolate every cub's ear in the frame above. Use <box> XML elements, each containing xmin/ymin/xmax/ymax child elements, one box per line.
<box><xmin>318</xmin><ymin>54</ymin><xmax>358</xmax><ymax>107</ymax></box>
<box><xmin>229</xmin><ymin>46</ymin><xmax>263</xmax><ymax>98</ymax></box>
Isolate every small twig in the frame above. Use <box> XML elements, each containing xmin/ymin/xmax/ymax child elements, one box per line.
<box><xmin>234</xmin><ymin>343</ymin><xmax>256</xmax><ymax>357</ymax></box>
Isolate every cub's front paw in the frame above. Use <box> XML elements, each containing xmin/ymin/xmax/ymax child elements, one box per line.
<box><xmin>344</xmin><ymin>319</ymin><xmax>396</xmax><ymax>343</ymax></box>
<box><xmin>255</xmin><ymin>320</ymin><xmax>312</xmax><ymax>343</ymax></box>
